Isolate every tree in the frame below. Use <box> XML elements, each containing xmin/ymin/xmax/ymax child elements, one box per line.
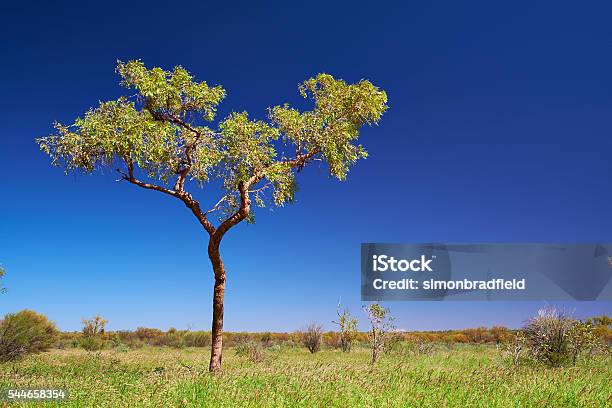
<box><xmin>363</xmin><ymin>303</ymin><xmax>395</xmax><ymax>364</ymax></box>
<box><xmin>332</xmin><ymin>303</ymin><xmax>358</xmax><ymax>352</ymax></box>
<box><xmin>36</xmin><ymin>60</ymin><xmax>388</xmax><ymax>372</ymax></box>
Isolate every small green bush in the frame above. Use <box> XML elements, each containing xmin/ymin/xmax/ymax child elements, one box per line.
<box><xmin>80</xmin><ymin>336</ymin><xmax>105</xmax><ymax>351</ymax></box>
<box><xmin>0</xmin><ymin>310</ymin><xmax>58</xmax><ymax>361</ymax></box>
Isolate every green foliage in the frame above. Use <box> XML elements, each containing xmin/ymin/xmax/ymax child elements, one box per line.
<box><xmin>567</xmin><ymin>321</ymin><xmax>600</xmax><ymax>363</ymax></box>
<box><xmin>80</xmin><ymin>315</ymin><xmax>108</xmax><ymax>351</ymax></box>
<box><xmin>333</xmin><ymin>306</ymin><xmax>358</xmax><ymax>352</ymax></box>
<box><xmin>37</xmin><ymin>60</ymin><xmax>388</xmax><ymax>220</ymax></box>
<box><xmin>116</xmin><ymin>60</ymin><xmax>226</xmax><ymax>122</ymax></box>
<box><xmin>80</xmin><ymin>336</ymin><xmax>106</xmax><ymax>352</ymax></box>
<box><xmin>272</xmin><ymin>73</ymin><xmax>387</xmax><ymax>180</ymax></box>
<box><xmin>364</xmin><ymin>303</ymin><xmax>395</xmax><ymax>364</ymax></box>
<box><xmin>0</xmin><ymin>310</ymin><xmax>59</xmax><ymax>361</ymax></box>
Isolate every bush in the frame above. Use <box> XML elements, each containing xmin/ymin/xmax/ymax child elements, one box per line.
<box><xmin>260</xmin><ymin>332</ymin><xmax>272</xmax><ymax>347</ymax></box>
<box><xmin>82</xmin><ymin>315</ymin><xmax>107</xmax><ymax>337</ymax></box>
<box><xmin>333</xmin><ymin>307</ymin><xmax>358</xmax><ymax>352</ymax></box>
<box><xmin>183</xmin><ymin>331</ymin><xmax>211</xmax><ymax>347</ymax></box>
<box><xmin>567</xmin><ymin>321</ymin><xmax>600</xmax><ymax>362</ymax></box>
<box><xmin>301</xmin><ymin>324</ymin><xmax>323</xmax><ymax>354</ymax></box>
<box><xmin>363</xmin><ymin>303</ymin><xmax>395</xmax><ymax>364</ymax></box>
<box><xmin>523</xmin><ymin>308</ymin><xmax>574</xmax><ymax>367</ymax></box>
<box><xmin>522</xmin><ymin>308</ymin><xmax>600</xmax><ymax>367</ymax></box>
<box><xmin>0</xmin><ymin>310</ymin><xmax>59</xmax><ymax>361</ymax></box>
<box><xmin>234</xmin><ymin>341</ymin><xmax>265</xmax><ymax>363</ymax></box>
<box><xmin>80</xmin><ymin>336</ymin><xmax>105</xmax><ymax>351</ymax></box>
<box><xmin>81</xmin><ymin>315</ymin><xmax>107</xmax><ymax>351</ymax></box>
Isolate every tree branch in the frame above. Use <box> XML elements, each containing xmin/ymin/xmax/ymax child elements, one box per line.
<box><xmin>146</xmin><ymin>105</ymin><xmax>209</xmax><ymax>193</ymax></box>
<box><xmin>204</xmin><ymin>195</ymin><xmax>229</xmax><ymax>216</ymax></box>
<box><xmin>118</xmin><ymin>157</ymin><xmax>216</xmax><ymax>236</ymax></box>
<box><xmin>212</xmin><ymin>147</ymin><xmax>321</xmax><ymax>241</ymax></box>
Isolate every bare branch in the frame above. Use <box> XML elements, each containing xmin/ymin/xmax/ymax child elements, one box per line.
<box><xmin>204</xmin><ymin>195</ymin><xmax>229</xmax><ymax>216</ymax></box>
<box><xmin>248</xmin><ymin>182</ymin><xmax>271</xmax><ymax>194</ymax></box>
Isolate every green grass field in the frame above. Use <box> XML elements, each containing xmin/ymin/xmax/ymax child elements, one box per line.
<box><xmin>1</xmin><ymin>345</ymin><xmax>610</xmax><ymax>407</ymax></box>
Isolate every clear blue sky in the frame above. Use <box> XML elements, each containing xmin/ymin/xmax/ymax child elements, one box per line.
<box><xmin>1</xmin><ymin>1</ymin><xmax>610</xmax><ymax>332</ymax></box>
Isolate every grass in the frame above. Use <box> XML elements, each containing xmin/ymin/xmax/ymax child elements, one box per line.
<box><xmin>0</xmin><ymin>345</ymin><xmax>610</xmax><ymax>407</ymax></box>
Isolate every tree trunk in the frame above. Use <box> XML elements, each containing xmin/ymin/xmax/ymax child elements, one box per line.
<box><xmin>208</xmin><ymin>239</ymin><xmax>226</xmax><ymax>373</ymax></box>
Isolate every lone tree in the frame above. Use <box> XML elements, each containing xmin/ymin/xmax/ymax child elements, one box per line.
<box><xmin>37</xmin><ymin>60</ymin><xmax>388</xmax><ymax>372</ymax></box>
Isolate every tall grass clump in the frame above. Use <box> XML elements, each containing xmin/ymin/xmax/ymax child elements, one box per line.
<box><xmin>234</xmin><ymin>340</ymin><xmax>265</xmax><ymax>363</ymax></box>
<box><xmin>0</xmin><ymin>310</ymin><xmax>58</xmax><ymax>361</ymax></box>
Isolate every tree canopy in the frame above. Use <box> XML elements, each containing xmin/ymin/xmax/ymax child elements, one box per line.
<box><xmin>37</xmin><ymin>60</ymin><xmax>388</xmax><ymax>232</ymax></box>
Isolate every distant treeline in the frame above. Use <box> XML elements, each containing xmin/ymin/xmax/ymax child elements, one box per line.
<box><xmin>55</xmin><ymin>318</ymin><xmax>612</xmax><ymax>350</ymax></box>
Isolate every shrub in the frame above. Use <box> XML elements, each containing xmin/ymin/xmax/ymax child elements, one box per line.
<box><xmin>234</xmin><ymin>341</ymin><xmax>265</xmax><ymax>363</ymax></box>
<box><xmin>260</xmin><ymin>332</ymin><xmax>272</xmax><ymax>347</ymax></box>
<box><xmin>301</xmin><ymin>324</ymin><xmax>323</xmax><ymax>354</ymax></box>
<box><xmin>521</xmin><ymin>307</ymin><xmax>600</xmax><ymax>367</ymax></box>
<box><xmin>82</xmin><ymin>315</ymin><xmax>107</xmax><ymax>337</ymax></box>
<box><xmin>81</xmin><ymin>315</ymin><xmax>108</xmax><ymax>351</ymax></box>
<box><xmin>0</xmin><ymin>310</ymin><xmax>58</xmax><ymax>361</ymax></box>
<box><xmin>567</xmin><ymin>321</ymin><xmax>599</xmax><ymax>363</ymax></box>
<box><xmin>183</xmin><ymin>331</ymin><xmax>211</xmax><ymax>347</ymax></box>
<box><xmin>463</xmin><ymin>327</ymin><xmax>491</xmax><ymax>344</ymax></box>
<box><xmin>135</xmin><ymin>327</ymin><xmax>164</xmax><ymax>343</ymax></box>
<box><xmin>523</xmin><ymin>308</ymin><xmax>574</xmax><ymax>366</ymax></box>
<box><xmin>333</xmin><ymin>306</ymin><xmax>358</xmax><ymax>352</ymax></box>
<box><xmin>363</xmin><ymin>303</ymin><xmax>395</xmax><ymax>364</ymax></box>
<box><xmin>450</xmin><ymin>333</ymin><xmax>469</xmax><ymax>344</ymax></box>
<box><xmin>384</xmin><ymin>331</ymin><xmax>405</xmax><ymax>354</ymax></box>
<box><xmin>80</xmin><ymin>335</ymin><xmax>105</xmax><ymax>351</ymax></box>
<box><xmin>490</xmin><ymin>326</ymin><xmax>511</xmax><ymax>345</ymax></box>
<box><xmin>324</xmin><ymin>331</ymin><xmax>344</xmax><ymax>350</ymax></box>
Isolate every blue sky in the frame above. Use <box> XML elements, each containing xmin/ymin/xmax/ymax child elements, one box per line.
<box><xmin>0</xmin><ymin>1</ymin><xmax>610</xmax><ymax>332</ymax></box>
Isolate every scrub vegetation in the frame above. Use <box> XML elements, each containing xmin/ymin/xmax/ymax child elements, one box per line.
<box><xmin>0</xmin><ymin>343</ymin><xmax>609</xmax><ymax>407</ymax></box>
<box><xmin>0</xmin><ymin>309</ymin><xmax>610</xmax><ymax>406</ymax></box>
